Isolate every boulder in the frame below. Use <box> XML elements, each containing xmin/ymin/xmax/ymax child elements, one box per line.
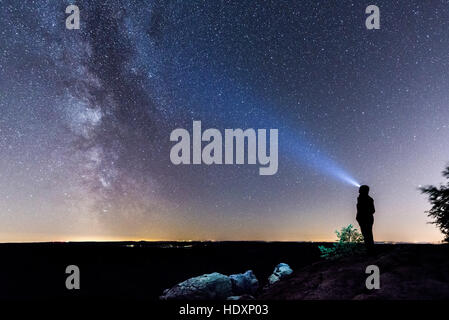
<box><xmin>268</xmin><ymin>263</ymin><xmax>293</xmax><ymax>284</ymax></box>
<box><xmin>226</xmin><ymin>294</ymin><xmax>255</xmax><ymax>300</ymax></box>
<box><xmin>229</xmin><ymin>270</ymin><xmax>259</xmax><ymax>295</ymax></box>
<box><xmin>160</xmin><ymin>272</ymin><xmax>233</xmax><ymax>300</ymax></box>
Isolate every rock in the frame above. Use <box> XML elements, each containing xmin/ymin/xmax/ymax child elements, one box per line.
<box><xmin>160</xmin><ymin>272</ymin><xmax>233</xmax><ymax>300</ymax></box>
<box><xmin>229</xmin><ymin>270</ymin><xmax>259</xmax><ymax>295</ymax></box>
<box><xmin>268</xmin><ymin>263</ymin><xmax>293</xmax><ymax>284</ymax></box>
<box><xmin>226</xmin><ymin>294</ymin><xmax>255</xmax><ymax>300</ymax></box>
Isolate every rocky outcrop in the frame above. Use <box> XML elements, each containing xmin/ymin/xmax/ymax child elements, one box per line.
<box><xmin>227</xmin><ymin>294</ymin><xmax>256</xmax><ymax>300</ymax></box>
<box><xmin>268</xmin><ymin>263</ymin><xmax>293</xmax><ymax>284</ymax></box>
<box><xmin>160</xmin><ymin>270</ymin><xmax>259</xmax><ymax>300</ymax></box>
<box><xmin>160</xmin><ymin>272</ymin><xmax>233</xmax><ymax>300</ymax></box>
<box><xmin>230</xmin><ymin>270</ymin><xmax>259</xmax><ymax>295</ymax></box>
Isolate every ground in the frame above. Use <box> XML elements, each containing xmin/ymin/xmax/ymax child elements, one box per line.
<box><xmin>259</xmin><ymin>244</ymin><xmax>449</xmax><ymax>300</ymax></box>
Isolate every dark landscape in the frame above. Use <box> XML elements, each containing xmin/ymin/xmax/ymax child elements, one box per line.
<box><xmin>1</xmin><ymin>241</ymin><xmax>447</xmax><ymax>300</ymax></box>
<box><xmin>0</xmin><ymin>241</ymin><xmax>320</xmax><ymax>300</ymax></box>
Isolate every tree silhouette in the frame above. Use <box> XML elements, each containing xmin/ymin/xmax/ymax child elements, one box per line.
<box><xmin>420</xmin><ymin>165</ymin><xmax>449</xmax><ymax>242</ymax></box>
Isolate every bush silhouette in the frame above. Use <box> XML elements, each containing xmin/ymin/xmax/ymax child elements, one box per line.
<box><xmin>318</xmin><ymin>224</ymin><xmax>365</xmax><ymax>260</ymax></box>
<box><xmin>420</xmin><ymin>165</ymin><xmax>449</xmax><ymax>242</ymax></box>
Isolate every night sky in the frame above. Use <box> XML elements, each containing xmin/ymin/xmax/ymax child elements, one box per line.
<box><xmin>1</xmin><ymin>0</ymin><xmax>449</xmax><ymax>242</ymax></box>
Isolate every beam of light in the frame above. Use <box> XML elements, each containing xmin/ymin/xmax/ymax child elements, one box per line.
<box><xmin>335</xmin><ymin>172</ymin><xmax>361</xmax><ymax>188</ymax></box>
<box><xmin>280</xmin><ymin>130</ymin><xmax>361</xmax><ymax>187</ymax></box>
<box><xmin>171</xmin><ymin>69</ymin><xmax>361</xmax><ymax>187</ymax></box>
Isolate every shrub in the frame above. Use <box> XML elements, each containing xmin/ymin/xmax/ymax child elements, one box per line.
<box><xmin>318</xmin><ymin>224</ymin><xmax>365</xmax><ymax>260</ymax></box>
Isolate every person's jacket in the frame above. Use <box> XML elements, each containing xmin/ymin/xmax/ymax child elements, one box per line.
<box><xmin>356</xmin><ymin>195</ymin><xmax>375</xmax><ymax>220</ymax></box>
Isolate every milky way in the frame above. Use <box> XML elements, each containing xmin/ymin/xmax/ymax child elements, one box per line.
<box><xmin>1</xmin><ymin>0</ymin><xmax>449</xmax><ymax>242</ymax></box>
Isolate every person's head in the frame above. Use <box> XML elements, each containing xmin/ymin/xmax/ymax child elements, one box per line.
<box><xmin>359</xmin><ymin>185</ymin><xmax>370</xmax><ymax>195</ymax></box>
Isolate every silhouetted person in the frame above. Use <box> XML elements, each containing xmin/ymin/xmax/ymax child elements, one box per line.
<box><xmin>356</xmin><ymin>185</ymin><xmax>375</xmax><ymax>254</ymax></box>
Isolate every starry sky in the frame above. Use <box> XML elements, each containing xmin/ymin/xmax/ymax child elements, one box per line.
<box><xmin>1</xmin><ymin>0</ymin><xmax>449</xmax><ymax>242</ymax></box>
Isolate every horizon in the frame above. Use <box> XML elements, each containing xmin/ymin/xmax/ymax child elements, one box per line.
<box><xmin>0</xmin><ymin>239</ymin><xmax>442</xmax><ymax>245</ymax></box>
